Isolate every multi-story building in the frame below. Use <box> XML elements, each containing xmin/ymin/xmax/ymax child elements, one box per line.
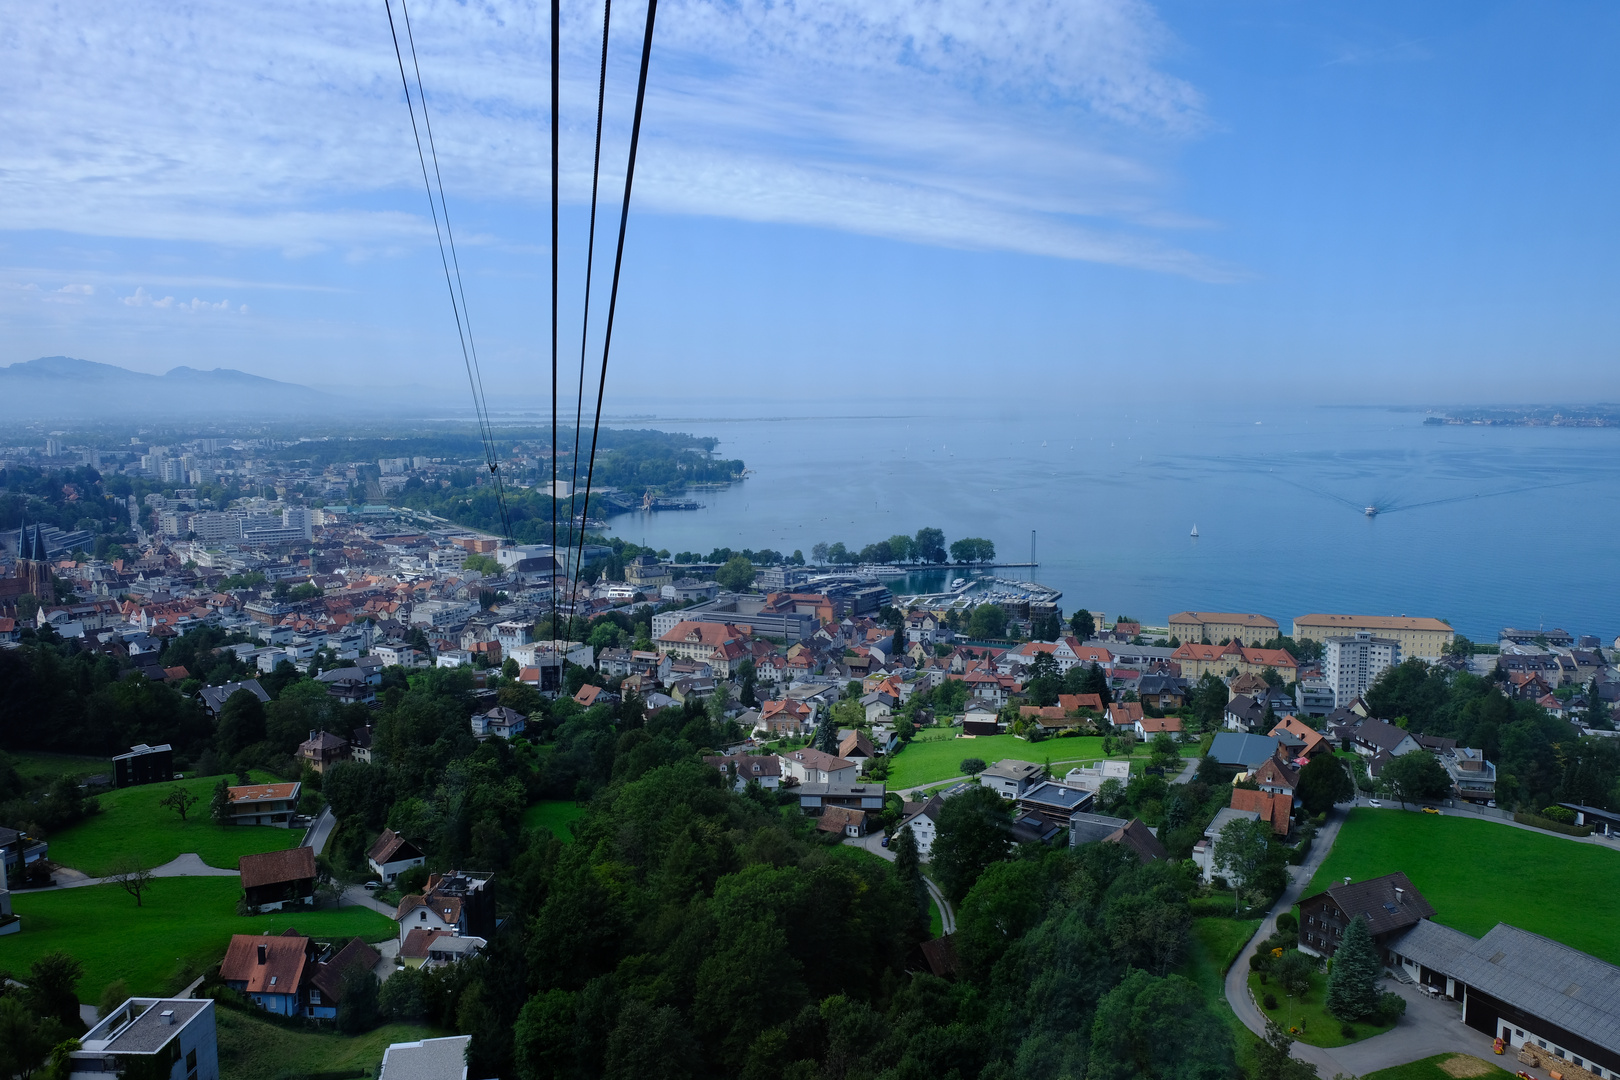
<box><xmin>73</xmin><ymin>997</ymin><xmax>219</xmax><ymax>1079</ymax></box>
<box><xmin>1168</xmin><ymin>611</ymin><xmax>1280</xmax><ymax>647</ymax></box>
<box><xmin>1293</xmin><ymin>614</ymin><xmax>1454</xmax><ymax>661</ymax></box>
<box><xmin>1322</xmin><ymin>631</ymin><xmax>1401</xmax><ymax>707</ymax></box>
<box><xmin>1171</xmin><ymin>641</ymin><xmax>1299</xmax><ymax>682</ymax></box>
<box><xmin>1442</xmin><ymin>747</ymin><xmax>1496</xmax><ymax>803</ymax></box>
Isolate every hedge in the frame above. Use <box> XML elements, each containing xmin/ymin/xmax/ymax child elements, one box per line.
<box><xmin>1513</xmin><ymin>812</ymin><xmax>1594</xmax><ymax>837</ymax></box>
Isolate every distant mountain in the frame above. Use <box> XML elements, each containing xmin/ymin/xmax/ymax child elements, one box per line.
<box><xmin>0</xmin><ymin>356</ymin><xmax>331</xmax><ymax>419</ymax></box>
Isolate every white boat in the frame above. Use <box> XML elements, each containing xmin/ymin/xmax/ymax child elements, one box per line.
<box><xmin>950</xmin><ymin>578</ymin><xmax>966</xmax><ymax>589</ymax></box>
<box><xmin>1364</xmin><ymin>506</ymin><xmax>1378</xmax><ymax>517</ymax></box>
<box><xmin>1190</xmin><ymin>524</ymin><xmax>1199</xmax><ymax>538</ymax></box>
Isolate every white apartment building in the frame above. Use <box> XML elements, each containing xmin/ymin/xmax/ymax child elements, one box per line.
<box><xmin>1322</xmin><ymin>631</ymin><xmax>1401</xmax><ymax>707</ymax></box>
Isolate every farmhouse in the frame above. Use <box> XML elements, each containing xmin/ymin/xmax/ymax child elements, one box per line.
<box><xmin>238</xmin><ymin>847</ymin><xmax>317</xmax><ymax>913</ymax></box>
<box><xmin>367</xmin><ymin>828</ymin><xmax>427</xmax><ymax>884</ymax></box>
<box><xmin>1298</xmin><ymin>872</ymin><xmax>1434</xmax><ymax>959</ymax></box>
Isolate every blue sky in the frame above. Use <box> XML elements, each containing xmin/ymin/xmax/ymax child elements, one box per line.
<box><xmin>2</xmin><ymin>0</ymin><xmax>1617</xmax><ymax>405</ymax></box>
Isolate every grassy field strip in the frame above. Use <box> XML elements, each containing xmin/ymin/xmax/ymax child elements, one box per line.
<box><xmin>1</xmin><ymin>877</ymin><xmax>396</xmax><ymax>1002</ymax></box>
<box><xmin>1306</xmin><ymin>809</ymin><xmax>1620</xmax><ymax>964</ymax></box>
<box><xmin>887</xmin><ymin>734</ymin><xmax>1113</xmax><ymax>788</ymax></box>
<box><xmin>46</xmin><ymin>770</ymin><xmax>299</xmax><ymax>876</ymax></box>
<box><xmin>217</xmin><ymin>1007</ymin><xmax>447</xmax><ymax>1080</ymax></box>
<box><xmin>1364</xmin><ymin>1054</ymin><xmax>1514</xmax><ymax>1080</ymax></box>
<box><xmin>521</xmin><ymin>799</ymin><xmax>587</xmax><ymax>842</ymax></box>
<box><xmin>7</xmin><ymin>751</ymin><xmax>112</xmax><ymax>783</ymax></box>
<box><xmin>1178</xmin><ymin>917</ymin><xmax>1264</xmax><ymax>1075</ymax></box>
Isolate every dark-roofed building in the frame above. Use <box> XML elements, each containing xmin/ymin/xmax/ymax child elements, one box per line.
<box><xmin>296</xmin><ymin>730</ymin><xmax>349</xmax><ymax>773</ymax></box>
<box><xmin>1105</xmin><ymin>818</ymin><xmax>1169</xmax><ymax>863</ymax></box>
<box><xmin>1298</xmin><ymin>872</ymin><xmax>1434</xmax><ymax>959</ymax></box>
<box><xmin>919</xmin><ymin>934</ymin><xmax>959</xmax><ymax>979</ymax></box>
<box><xmin>1386</xmin><ymin>922</ymin><xmax>1620</xmax><ymax>1077</ymax></box>
<box><xmin>72</xmin><ymin>997</ymin><xmax>218</xmax><ymax>1079</ymax></box>
<box><xmin>238</xmin><ymin>847</ymin><xmax>317</xmax><ymax>912</ymax></box>
<box><xmin>1208</xmin><ymin>732</ymin><xmax>1278</xmax><ymax>770</ymax></box>
<box><xmin>702</xmin><ymin>752</ymin><xmax>782</xmax><ymax>791</ymax></box>
<box><xmin>400</xmin><ymin>927</ymin><xmax>486</xmax><ymax>969</ymax></box>
<box><xmin>817</xmin><ymin>805</ymin><xmax>869</xmax><ymax>837</ymax></box>
<box><xmin>1009</xmin><ymin>812</ymin><xmax>1063</xmax><ymax>846</ymax></box>
<box><xmin>367</xmin><ymin>828</ymin><xmax>426</xmax><ymax>884</ymax></box>
<box><xmin>1017</xmin><ymin>781</ymin><xmax>1094</xmax><ymax>828</ymax></box>
<box><xmin>1068</xmin><ymin>811</ymin><xmax>1132</xmax><ymax>848</ymax></box>
<box><xmin>306</xmin><ymin>937</ymin><xmax>381</xmax><ymax>1020</ymax></box>
<box><xmin>113</xmin><ymin>742</ymin><xmax>174</xmax><ymax>788</ymax></box>
<box><xmin>198</xmin><ymin>678</ymin><xmax>270</xmax><ymax>719</ymax></box>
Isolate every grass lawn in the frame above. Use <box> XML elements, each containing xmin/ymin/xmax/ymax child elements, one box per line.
<box><xmin>1</xmin><ymin>876</ymin><xmax>395</xmax><ymax>1003</ymax></box>
<box><xmin>1364</xmin><ymin>1054</ymin><xmax>1514</xmax><ymax>1080</ymax></box>
<box><xmin>46</xmin><ymin>771</ymin><xmax>299</xmax><ymax>876</ymax></box>
<box><xmin>1248</xmin><ymin>968</ymin><xmax>1395</xmax><ymax>1047</ymax></box>
<box><xmin>1307</xmin><ymin>809</ymin><xmax>1620</xmax><ymax>964</ymax></box>
<box><xmin>217</xmin><ymin>1006</ymin><xmax>446</xmax><ymax>1080</ymax></box>
<box><xmin>928</xmin><ymin>897</ymin><xmax>943</xmax><ymax>939</ymax></box>
<box><xmin>888</xmin><ymin>734</ymin><xmax>1110</xmax><ymax>789</ymax></box>
<box><xmin>6</xmin><ymin>751</ymin><xmax>112</xmax><ymax>784</ymax></box>
<box><xmin>1176</xmin><ymin>917</ymin><xmax>1263</xmax><ymax>1076</ymax></box>
<box><xmin>521</xmin><ymin>799</ymin><xmax>587</xmax><ymax>842</ymax></box>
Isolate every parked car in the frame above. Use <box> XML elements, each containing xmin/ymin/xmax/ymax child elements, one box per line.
<box><xmin>1368</xmin><ymin>799</ymin><xmax>1381</xmax><ymax>807</ymax></box>
<box><xmin>364</xmin><ymin>881</ymin><xmax>381</xmax><ymax>890</ymax></box>
<box><xmin>880</xmin><ymin>836</ymin><xmax>890</xmax><ymax>848</ymax></box>
<box><xmin>1422</xmin><ymin>807</ymin><xmax>1441</xmax><ymax>815</ymax></box>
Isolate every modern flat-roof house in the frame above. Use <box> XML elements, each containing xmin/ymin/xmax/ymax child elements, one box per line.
<box><xmin>1016</xmin><ymin>781</ymin><xmax>1094</xmax><ymax>827</ymax></box>
<box><xmin>367</xmin><ymin>829</ymin><xmax>427</xmax><ymax>884</ymax></box>
<box><xmin>1</xmin><ymin>825</ymin><xmax>50</xmax><ymax>885</ymax></box>
<box><xmin>72</xmin><ymin>997</ymin><xmax>219</xmax><ymax>1080</ymax></box>
<box><xmin>225</xmin><ymin>782</ymin><xmax>301</xmax><ymax>826</ymax></box>
<box><xmin>238</xmin><ymin>847</ymin><xmax>317</xmax><ymax>913</ymax></box>
<box><xmin>980</xmin><ymin>760</ymin><xmax>1046</xmax><ymax>799</ymax></box>
<box><xmin>793</xmin><ymin>782</ymin><xmax>887</xmax><ymax>816</ymax></box>
<box><xmin>379</xmin><ymin>1035</ymin><xmax>472</xmax><ymax>1080</ymax></box>
<box><xmin>113</xmin><ymin>743</ymin><xmax>174</xmax><ymax>788</ymax></box>
<box><xmin>1298</xmin><ymin>872</ymin><xmax>1434</xmax><ymax>959</ymax></box>
<box><xmin>1442</xmin><ymin>747</ymin><xmax>1497</xmax><ymax>803</ymax></box>
<box><xmin>400</xmin><ymin>928</ymin><xmax>486</xmax><ymax>970</ymax></box>
<box><xmin>1385</xmin><ymin>922</ymin><xmax>1620</xmax><ymax>1079</ymax></box>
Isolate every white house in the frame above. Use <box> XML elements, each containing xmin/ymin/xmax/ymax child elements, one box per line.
<box><xmin>979</xmin><ymin>759</ymin><xmax>1045</xmax><ymax>799</ymax></box>
<box><xmin>367</xmin><ymin>829</ymin><xmax>426</xmax><ymax>884</ymax></box>
<box><xmin>469</xmin><ymin>706</ymin><xmax>527</xmax><ymax>740</ymax></box>
<box><xmin>778</xmin><ymin>748</ymin><xmax>859</xmax><ymax>786</ymax></box>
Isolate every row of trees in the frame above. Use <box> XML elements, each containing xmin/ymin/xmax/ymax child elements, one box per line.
<box><xmin>808</xmin><ymin>527</ymin><xmax>998</xmax><ymax>566</ymax></box>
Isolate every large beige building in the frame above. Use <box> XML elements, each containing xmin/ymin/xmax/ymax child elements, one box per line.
<box><xmin>1168</xmin><ymin>611</ymin><xmax>1280</xmax><ymax>647</ymax></box>
<box><xmin>1292</xmin><ymin>614</ymin><xmax>1453</xmax><ymax>661</ymax></box>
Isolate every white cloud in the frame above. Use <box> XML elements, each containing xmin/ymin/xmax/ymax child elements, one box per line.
<box><xmin>1</xmin><ymin>0</ymin><xmax>1220</xmax><ymax>274</ymax></box>
<box><xmin>57</xmin><ymin>283</ymin><xmax>94</xmax><ymax>295</ymax></box>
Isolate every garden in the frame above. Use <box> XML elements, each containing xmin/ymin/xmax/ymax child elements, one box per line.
<box><xmin>1306</xmin><ymin>808</ymin><xmax>1620</xmax><ymax>963</ymax></box>
<box><xmin>886</xmin><ymin>733</ymin><xmax>1114</xmax><ymax>789</ymax></box>
<box><xmin>216</xmin><ymin>1007</ymin><xmax>446</xmax><ymax>1080</ymax></box>
<box><xmin>520</xmin><ymin>799</ymin><xmax>586</xmax><ymax>842</ymax></box>
<box><xmin>0</xmin><ymin>876</ymin><xmax>396</xmax><ymax>1002</ymax></box>
<box><xmin>42</xmin><ymin>770</ymin><xmax>301</xmax><ymax>876</ymax></box>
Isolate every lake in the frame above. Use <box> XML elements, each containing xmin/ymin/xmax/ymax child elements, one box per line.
<box><xmin>586</xmin><ymin>401</ymin><xmax>1620</xmax><ymax>643</ymax></box>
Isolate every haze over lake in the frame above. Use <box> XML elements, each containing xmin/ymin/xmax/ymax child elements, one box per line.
<box><xmin>581</xmin><ymin>402</ymin><xmax>1620</xmax><ymax>642</ymax></box>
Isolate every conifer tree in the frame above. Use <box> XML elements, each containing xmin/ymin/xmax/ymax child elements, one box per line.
<box><xmin>1326</xmin><ymin>915</ymin><xmax>1381</xmax><ymax>1021</ymax></box>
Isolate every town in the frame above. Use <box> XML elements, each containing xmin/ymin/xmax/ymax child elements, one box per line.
<box><xmin>2</xmin><ymin>444</ymin><xmax>1618</xmax><ymax>1080</ymax></box>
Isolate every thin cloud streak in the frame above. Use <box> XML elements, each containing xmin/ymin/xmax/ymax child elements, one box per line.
<box><xmin>2</xmin><ymin>0</ymin><xmax>1225</xmax><ymax>276</ymax></box>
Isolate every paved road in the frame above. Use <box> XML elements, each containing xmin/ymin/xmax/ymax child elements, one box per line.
<box><xmin>302</xmin><ymin>805</ymin><xmax>336</xmax><ymax>855</ymax></box>
<box><xmin>34</xmin><ymin>852</ymin><xmax>240</xmax><ymax>891</ymax></box>
<box><xmin>340</xmin><ymin>883</ymin><xmax>400</xmax><ymax>916</ymax></box>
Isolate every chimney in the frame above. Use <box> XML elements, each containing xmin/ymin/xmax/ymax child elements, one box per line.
<box><xmin>257</xmin><ymin>945</ymin><xmax>267</xmax><ymax>965</ymax></box>
<box><xmin>1396</xmin><ymin>887</ymin><xmax>1405</xmax><ymax>905</ymax></box>
<box><xmin>160</xmin><ymin>1009</ymin><xmax>175</xmax><ymax>1026</ymax></box>
<box><xmin>1344</xmin><ymin>877</ymin><xmax>1351</xmax><ymax>886</ymax></box>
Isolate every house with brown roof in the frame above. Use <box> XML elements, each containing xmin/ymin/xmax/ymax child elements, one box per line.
<box><xmin>759</xmin><ymin>698</ymin><xmax>813</xmax><ymax>737</ymax></box>
<box><xmin>225</xmin><ymin>782</ymin><xmax>301</xmax><ymax>826</ymax></box>
<box><xmin>297</xmin><ymin>730</ymin><xmax>349</xmax><ymax>773</ymax></box>
<box><xmin>395</xmin><ymin>871</ymin><xmax>495</xmax><ymax>943</ymax></box>
<box><xmin>1172</xmin><ymin>641</ymin><xmax>1298</xmax><ymax>682</ymax></box>
<box><xmin>1252</xmin><ymin>753</ymin><xmax>1299</xmax><ymax>796</ymax></box>
<box><xmin>703</xmin><ymin>753</ymin><xmax>782</xmax><ymax>791</ymax></box>
<box><xmin>306</xmin><ymin>937</ymin><xmax>381</xmax><ymax>1020</ymax></box>
<box><xmin>1105</xmin><ymin>818</ymin><xmax>1169</xmax><ymax>863</ymax></box>
<box><xmin>239</xmin><ymin>847</ymin><xmax>317</xmax><ymax>913</ymax></box>
<box><xmin>366</xmin><ymin>828</ymin><xmax>426</xmax><ymax>884</ymax></box>
<box><xmin>399</xmin><ymin>927</ymin><xmax>486</xmax><ymax>969</ymax></box>
<box><xmin>1106</xmin><ymin>701</ymin><xmax>1144</xmax><ymax>733</ymax></box>
<box><xmin>779</xmin><ymin>748</ymin><xmax>859</xmax><ymax>786</ymax></box>
<box><xmin>1168</xmin><ymin>611</ymin><xmax>1280</xmax><ymax>647</ymax></box>
<box><xmin>1229</xmin><ymin>787</ymin><xmax>1293</xmax><ymax>836</ymax></box>
<box><xmin>816</xmin><ymin>805</ymin><xmax>869</xmax><ymax>837</ymax></box>
<box><xmin>1134</xmin><ymin>714</ymin><xmax>1183</xmax><ymax>740</ymax></box>
<box><xmin>655</xmin><ymin>620</ymin><xmax>749</xmax><ymax>662</ymax></box>
<box><xmin>1298</xmin><ymin>872</ymin><xmax>1433</xmax><ymax>959</ymax></box>
<box><xmin>219</xmin><ymin>930</ymin><xmax>315</xmax><ymax>1016</ymax></box>
<box><xmin>1268</xmin><ymin>715</ymin><xmax>1331</xmax><ymax>759</ymax></box>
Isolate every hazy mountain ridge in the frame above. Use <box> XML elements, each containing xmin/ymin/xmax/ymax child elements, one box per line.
<box><xmin>1</xmin><ymin>355</ymin><xmax>331</xmax><ymax>418</ymax></box>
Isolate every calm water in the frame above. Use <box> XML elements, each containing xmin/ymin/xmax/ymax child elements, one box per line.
<box><xmin>590</xmin><ymin>402</ymin><xmax>1620</xmax><ymax>642</ymax></box>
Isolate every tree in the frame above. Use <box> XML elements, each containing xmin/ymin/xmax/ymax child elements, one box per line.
<box><xmin>1325</xmin><ymin>915</ymin><xmax>1382</xmax><ymax>1021</ymax></box>
<box><xmin>886</xmin><ymin>534</ymin><xmax>914</xmax><ymax>564</ymax></box>
<box><xmin>959</xmin><ymin>757</ymin><xmax>987</xmax><ymax>779</ymax></box>
<box><xmin>108</xmin><ymin>856</ymin><xmax>156</xmax><ymax>907</ymax></box>
<box><xmin>1213</xmin><ymin>816</ymin><xmax>1273</xmax><ymax>908</ymax></box>
<box><xmin>811</xmin><ymin>541</ymin><xmax>830</xmax><ymax>564</ymax></box>
<box><xmin>913</xmin><ymin>527</ymin><xmax>947</xmax><ymax>564</ymax></box>
<box><xmin>209</xmin><ymin>777</ymin><xmax>231</xmax><ymax>825</ymax></box>
<box><xmin>502</xmin><ymin>656</ymin><xmax>520</xmax><ymax>680</ymax></box>
<box><xmin>930</xmin><ymin>785</ymin><xmax>1012</xmax><ymax>902</ymax></box>
<box><xmin>216</xmin><ymin>687</ymin><xmax>266</xmax><ymax>756</ymax></box>
<box><xmin>337</xmin><ymin>966</ymin><xmax>381</xmax><ymax>1034</ymax></box>
<box><xmin>97</xmin><ymin>979</ymin><xmax>131</xmax><ymax>1020</ymax></box>
<box><xmin>816</xmin><ymin>718</ymin><xmax>840</xmax><ymax>755</ymax></box>
<box><xmin>1380</xmin><ymin>750</ymin><xmax>1451</xmax><ymax>808</ymax></box>
<box><xmin>26</xmin><ymin>950</ymin><xmax>86</xmax><ymax>1031</ymax></box>
<box><xmin>1295</xmin><ymin>755</ymin><xmax>1354</xmax><ymax>816</ymax></box>
<box><xmin>715</xmin><ymin>554</ymin><xmax>756</xmax><ymax>593</ymax></box>
<box><xmin>158</xmin><ymin>785</ymin><xmax>198</xmax><ymax>823</ymax></box>
<box><xmin>1069</xmin><ymin>608</ymin><xmax>1096</xmax><ymax>641</ymax></box>
<box><xmin>1272</xmin><ymin>949</ymin><xmax>1316</xmax><ymax>997</ymax></box>
<box><xmin>1253</xmin><ymin>1017</ymin><xmax>1321</xmax><ymax>1080</ymax></box>
<box><xmin>1088</xmin><ymin>970</ymin><xmax>1236</xmax><ymax>1080</ymax></box>
<box><xmin>0</xmin><ymin>995</ymin><xmax>59</xmax><ymax>1079</ymax></box>
<box><xmin>967</xmin><ymin>603</ymin><xmax>1007</xmax><ymax>640</ymax></box>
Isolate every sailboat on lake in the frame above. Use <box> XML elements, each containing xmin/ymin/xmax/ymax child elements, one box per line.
<box><xmin>1190</xmin><ymin>524</ymin><xmax>1199</xmax><ymax>538</ymax></box>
